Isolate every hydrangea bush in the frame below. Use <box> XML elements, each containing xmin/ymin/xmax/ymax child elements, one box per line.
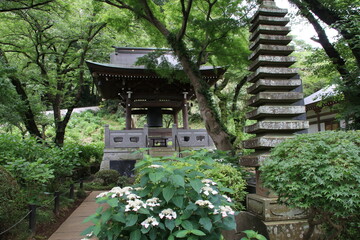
<box><xmin>82</xmin><ymin>155</ymin><xmax>236</xmax><ymax>240</ymax></box>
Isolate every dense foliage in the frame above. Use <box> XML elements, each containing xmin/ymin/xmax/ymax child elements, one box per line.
<box><xmin>82</xmin><ymin>153</ymin><xmax>237</xmax><ymax>240</ymax></box>
<box><xmin>260</xmin><ymin>131</ymin><xmax>360</xmax><ymax>239</ymax></box>
<box><xmin>0</xmin><ymin>134</ymin><xmax>103</xmax><ymax>196</ymax></box>
<box><xmin>0</xmin><ymin>166</ymin><xmax>27</xmax><ymax>240</ymax></box>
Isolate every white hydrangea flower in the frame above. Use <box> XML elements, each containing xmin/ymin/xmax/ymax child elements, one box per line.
<box><xmin>109</xmin><ymin>186</ymin><xmax>133</xmax><ymax>198</ymax></box>
<box><xmin>200</xmin><ymin>186</ymin><xmax>218</xmax><ymax>196</ymax></box>
<box><xmin>148</xmin><ymin>164</ymin><xmax>163</xmax><ymax>168</ymax></box>
<box><xmin>201</xmin><ymin>179</ymin><xmax>217</xmax><ymax>186</ymax></box>
<box><xmin>127</xmin><ymin>193</ymin><xmax>140</xmax><ymax>200</ymax></box>
<box><xmin>214</xmin><ymin>205</ymin><xmax>235</xmax><ymax>218</ymax></box>
<box><xmin>122</xmin><ymin>187</ymin><xmax>133</xmax><ymax>194</ymax></box>
<box><xmin>146</xmin><ymin>197</ymin><xmax>161</xmax><ymax>209</ymax></box>
<box><xmin>96</xmin><ymin>191</ymin><xmax>109</xmax><ymax>198</ymax></box>
<box><xmin>125</xmin><ymin>199</ymin><xmax>146</xmax><ymax>212</ymax></box>
<box><xmin>141</xmin><ymin>216</ymin><xmax>159</xmax><ymax>229</ymax></box>
<box><xmin>195</xmin><ymin>200</ymin><xmax>214</xmax><ymax>209</ymax></box>
<box><xmin>222</xmin><ymin>195</ymin><xmax>232</xmax><ymax>203</ymax></box>
<box><xmin>134</xmin><ymin>187</ymin><xmax>144</xmax><ymax>191</ymax></box>
<box><xmin>159</xmin><ymin>208</ymin><xmax>177</xmax><ymax>220</ymax></box>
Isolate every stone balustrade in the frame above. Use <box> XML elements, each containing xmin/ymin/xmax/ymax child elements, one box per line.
<box><xmin>104</xmin><ymin>124</ymin><xmax>214</xmax><ymax>149</ymax></box>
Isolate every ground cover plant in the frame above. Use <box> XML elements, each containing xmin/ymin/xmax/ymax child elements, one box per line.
<box><xmin>260</xmin><ymin>131</ymin><xmax>360</xmax><ymax>240</ymax></box>
<box><xmin>82</xmin><ymin>152</ymin><xmax>239</xmax><ymax>240</ymax></box>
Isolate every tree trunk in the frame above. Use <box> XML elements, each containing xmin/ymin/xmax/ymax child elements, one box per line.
<box><xmin>0</xmin><ymin>49</ymin><xmax>42</xmax><ymax>139</ymax></box>
<box><xmin>175</xmin><ymin>48</ymin><xmax>233</xmax><ymax>151</ymax></box>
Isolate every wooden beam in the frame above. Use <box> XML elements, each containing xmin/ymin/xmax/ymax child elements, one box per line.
<box><xmin>131</xmin><ymin>101</ymin><xmax>182</xmax><ymax>108</ymax></box>
<box><xmin>131</xmin><ymin>109</ymin><xmax>175</xmax><ymax>115</ymax></box>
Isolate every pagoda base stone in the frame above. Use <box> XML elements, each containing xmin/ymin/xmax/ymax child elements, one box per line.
<box><xmin>100</xmin><ymin>148</ymin><xmax>144</xmax><ymax>170</ymax></box>
<box><xmin>265</xmin><ymin>219</ymin><xmax>322</xmax><ymax>240</ymax></box>
<box><xmin>247</xmin><ymin>194</ymin><xmax>307</xmax><ymax>221</ymax></box>
<box><xmin>223</xmin><ymin>211</ymin><xmax>322</xmax><ymax>240</ymax></box>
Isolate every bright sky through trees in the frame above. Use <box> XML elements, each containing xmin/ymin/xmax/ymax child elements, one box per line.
<box><xmin>274</xmin><ymin>0</ymin><xmax>338</xmax><ymax>47</ymax></box>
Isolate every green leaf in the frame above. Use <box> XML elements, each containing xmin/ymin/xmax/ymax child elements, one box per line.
<box><xmin>107</xmin><ymin>198</ymin><xmax>119</xmax><ymax>207</ymax></box>
<box><xmin>149</xmin><ymin>172</ymin><xmax>164</xmax><ymax>183</ymax></box>
<box><xmin>141</xmin><ymin>227</ymin><xmax>151</xmax><ymax>234</ymax></box>
<box><xmin>180</xmin><ymin>210</ymin><xmax>192</xmax><ymax>220</ymax></box>
<box><xmin>222</xmin><ymin>216</ymin><xmax>236</xmax><ymax>230</ymax></box>
<box><xmin>181</xmin><ymin>220</ymin><xmax>193</xmax><ymax>230</ymax></box>
<box><xmin>165</xmin><ymin>219</ymin><xmax>175</xmax><ymax>231</ymax></box>
<box><xmin>93</xmin><ymin>223</ymin><xmax>101</xmax><ymax>236</ymax></box>
<box><xmin>168</xmin><ymin>235</ymin><xmax>175</xmax><ymax>240</ymax></box>
<box><xmin>83</xmin><ymin>214</ymin><xmax>98</xmax><ymax>223</ymax></box>
<box><xmin>171</xmin><ymin>174</ymin><xmax>185</xmax><ymax>187</ymax></box>
<box><xmin>112</xmin><ymin>213</ymin><xmax>126</xmax><ymax>223</ymax></box>
<box><xmin>149</xmin><ymin>229</ymin><xmax>157</xmax><ymax>240</ymax></box>
<box><xmin>130</xmin><ymin>229</ymin><xmax>141</xmax><ymax>240</ymax></box>
<box><xmin>199</xmin><ymin>217</ymin><xmax>212</xmax><ymax>232</ymax></box>
<box><xmin>138</xmin><ymin>208</ymin><xmax>150</xmax><ymax>215</ymax></box>
<box><xmin>101</xmin><ymin>208</ymin><xmax>112</xmax><ymax>222</ymax></box>
<box><xmin>126</xmin><ymin>214</ymin><xmax>138</xmax><ymax>227</ymax></box>
<box><xmin>175</xmin><ymin>230</ymin><xmax>189</xmax><ymax>238</ymax></box>
<box><xmin>190</xmin><ymin>179</ymin><xmax>203</xmax><ymax>193</ymax></box>
<box><xmin>190</xmin><ymin>229</ymin><xmax>206</xmax><ymax>236</ymax></box>
<box><xmin>163</xmin><ymin>186</ymin><xmax>175</xmax><ymax>202</ymax></box>
<box><xmin>172</xmin><ymin>196</ymin><xmax>184</xmax><ymax>208</ymax></box>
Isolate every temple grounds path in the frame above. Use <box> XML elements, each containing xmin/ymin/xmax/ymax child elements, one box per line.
<box><xmin>48</xmin><ymin>191</ymin><xmax>102</xmax><ymax>240</ymax></box>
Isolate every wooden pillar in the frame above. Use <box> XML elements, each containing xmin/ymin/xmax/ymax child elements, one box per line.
<box><xmin>315</xmin><ymin>108</ymin><xmax>322</xmax><ymax>132</ymax></box>
<box><xmin>173</xmin><ymin>109</ymin><xmax>178</xmax><ymax>127</ymax></box>
<box><xmin>126</xmin><ymin>91</ymin><xmax>132</xmax><ymax>130</ymax></box>
<box><xmin>182</xmin><ymin>92</ymin><xmax>189</xmax><ymax>129</ymax></box>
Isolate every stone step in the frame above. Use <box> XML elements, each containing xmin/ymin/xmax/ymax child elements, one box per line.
<box><xmin>249</xmin><ymin>55</ymin><xmax>296</xmax><ymax>71</ymax></box>
<box><xmin>250</xmin><ymin>34</ymin><xmax>292</xmax><ymax>51</ymax></box>
<box><xmin>243</xmin><ymin>136</ymin><xmax>293</xmax><ymax>149</ymax></box>
<box><xmin>246</xmin><ymin>105</ymin><xmax>306</xmax><ymax>120</ymax></box>
<box><xmin>247</xmin><ymin>67</ymin><xmax>298</xmax><ymax>83</ymax></box>
<box><xmin>247</xmin><ymin>92</ymin><xmax>303</xmax><ymax>107</ymax></box>
<box><xmin>251</xmin><ymin>7</ymin><xmax>288</xmax><ymax>21</ymax></box>
<box><xmin>249</xmin><ymin>45</ymin><xmax>294</xmax><ymax>61</ymax></box>
<box><xmin>250</xmin><ymin>16</ymin><xmax>289</xmax><ymax>32</ymax></box>
<box><xmin>245</xmin><ymin>120</ymin><xmax>309</xmax><ymax>134</ymax></box>
<box><xmin>247</xmin><ymin>79</ymin><xmax>301</xmax><ymax>94</ymax></box>
<box><xmin>250</xmin><ymin>25</ymin><xmax>291</xmax><ymax>41</ymax></box>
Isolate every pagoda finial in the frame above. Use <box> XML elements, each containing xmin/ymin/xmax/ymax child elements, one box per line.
<box><xmin>258</xmin><ymin>0</ymin><xmax>276</xmax><ymax>6</ymax></box>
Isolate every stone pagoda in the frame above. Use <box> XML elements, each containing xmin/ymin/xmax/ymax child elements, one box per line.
<box><xmin>241</xmin><ymin>0</ymin><xmax>310</xmax><ymax>239</ymax></box>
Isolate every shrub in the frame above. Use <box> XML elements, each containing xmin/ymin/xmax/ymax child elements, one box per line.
<box><xmin>260</xmin><ymin>131</ymin><xmax>360</xmax><ymax>239</ymax></box>
<box><xmin>95</xmin><ymin>169</ymin><xmax>120</xmax><ymax>186</ymax></box>
<box><xmin>0</xmin><ymin>166</ymin><xmax>27</xmax><ymax>240</ymax></box>
<box><xmin>82</xmin><ymin>154</ymin><xmax>236</xmax><ymax>240</ymax></box>
<box><xmin>143</xmin><ymin>150</ymin><xmax>247</xmax><ymax>210</ymax></box>
<box><xmin>203</xmin><ymin>162</ymin><xmax>246</xmax><ymax>210</ymax></box>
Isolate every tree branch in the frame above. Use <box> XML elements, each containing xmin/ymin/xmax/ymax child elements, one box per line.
<box><xmin>176</xmin><ymin>0</ymin><xmax>193</xmax><ymax>41</ymax></box>
<box><xmin>0</xmin><ymin>0</ymin><xmax>54</xmax><ymax>12</ymax></box>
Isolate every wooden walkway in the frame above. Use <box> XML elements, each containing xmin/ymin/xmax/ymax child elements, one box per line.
<box><xmin>48</xmin><ymin>191</ymin><xmax>102</xmax><ymax>240</ymax></box>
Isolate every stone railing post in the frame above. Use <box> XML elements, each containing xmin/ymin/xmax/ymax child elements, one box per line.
<box><xmin>104</xmin><ymin>124</ymin><xmax>110</xmax><ymax>148</ymax></box>
<box><xmin>143</xmin><ymin>124</ymin><xmax>148</xmax><ymax>147</ymax></box>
